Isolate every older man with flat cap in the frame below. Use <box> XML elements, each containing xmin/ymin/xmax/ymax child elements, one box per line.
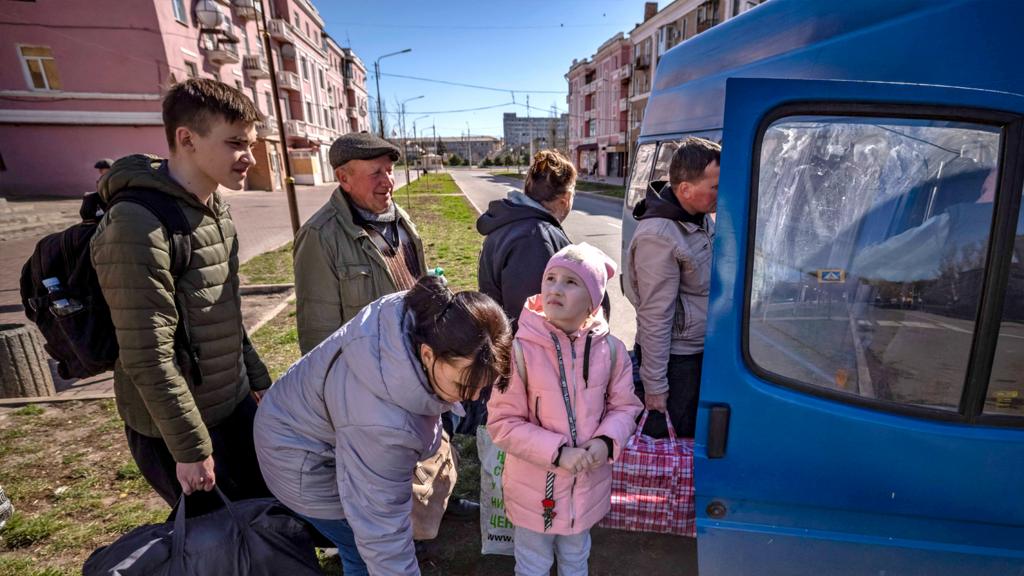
<box><xmin>293</xmin><ymin>132</ymin><xmax>426</xmax><ymax>353</ymax></box>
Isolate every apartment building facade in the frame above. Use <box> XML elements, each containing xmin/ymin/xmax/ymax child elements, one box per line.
<box><xmin>502</xmin><ymin>112</ymin><xmax>569</xmax><ymax>153</ymax></box>
<box><xmin>566</xmin><ymin>33</ymin><xmax>632</xmax><ymax>179</ymax></box>
<box><xmin>627</xmin><ymin>0</ymin><xmax>768</xmax><ymax>153</ymax></box>
<box><xmin>0</xmin><ymin>0</ymin><xmax>369</xmax><ymax>197</ymax></box>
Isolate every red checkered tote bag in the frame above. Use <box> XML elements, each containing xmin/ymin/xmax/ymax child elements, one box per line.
<box><xmin>599</xmin><ymin>410</ymin><xmax>695</xmax><ymax>537</ymax></box>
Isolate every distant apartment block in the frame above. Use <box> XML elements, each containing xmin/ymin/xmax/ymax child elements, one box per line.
<box><xmin>564</xmin><ymin>0</ymin><xmax>767</xmax><ymax>181</ymax></box>
<box><xmin>0</xmin><ymin>0</ymin><xmax>370</xmax><ymax>198</ymax></box>
<box><xmin>502</xmin><ymin>112</ymin><xmax>569</xmax><ymax>153</ymax></box>
<box><xmin>566</xmin><ymin>33</ymin><xmax>632</xmax><ymax>179</ymax></box>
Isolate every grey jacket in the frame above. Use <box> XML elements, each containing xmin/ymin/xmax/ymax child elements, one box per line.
<box><xmin>254</xmin><ymin>293</ymin><xmax>453</xmax><ymax>576</ymax></box>
<box><xmin>293</xmin><ymin>189</ymin><xmax>425</xmax><ymax>354</ymax></box>
<box><xmin>625</xmin><ymin>181</ymin><xmax>715</xmax><ymax>395</ymax></box>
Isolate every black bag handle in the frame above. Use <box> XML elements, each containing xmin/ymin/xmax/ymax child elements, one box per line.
<box><xmin>170</xmin><ymin>487</ymin><xmax>249</xmax><ymax>573</ymax></box>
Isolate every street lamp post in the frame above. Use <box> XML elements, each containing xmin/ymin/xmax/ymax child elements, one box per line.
<box><xmin>374</xmin><ymin>48</ymin><xmax>411</xmax><ymax>137</ymax></box>
<box><xmin>399</xmin><ymin>95</ymin><xmax>424</xmax><ymax>197</ymax></box>
<box><xmin>413</xmin><ymin>114</ymin><xmax>429</xmax><ymax>177</ymax></box>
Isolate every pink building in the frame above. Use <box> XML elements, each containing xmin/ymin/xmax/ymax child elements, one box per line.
<box><xmin>566</xmin><ymin>33</ymin><xmax>632</xmax><ymax>180</ymax></box>
<box><xmin>0</xmin><ymin>0</ymin><xmax>369</xmax><ymax>198</ymax></box>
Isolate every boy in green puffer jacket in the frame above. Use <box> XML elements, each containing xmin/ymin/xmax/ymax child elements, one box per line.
<box><xmin>91</xmin><ymin>79</ymin><xmax>271</xmax><ymax>512</ymax></box>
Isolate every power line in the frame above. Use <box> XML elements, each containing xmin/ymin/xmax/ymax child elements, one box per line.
<box><xmin>374</xmin><ymin>101</ymin><xmax>518</xmax><ymax>116</ymax></box>
<box><xmin>377</xmin><ymin>72</ymin><xmax>565</xmax><ymax>95</ymax></box>
<box><xmin>326</xmin><ymin>21</ymin><xmax>622</xmax><ymax>31</ymax></box>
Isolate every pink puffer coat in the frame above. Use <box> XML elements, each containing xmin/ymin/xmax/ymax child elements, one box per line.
<box><xmin>487</xmin><ymin>296</ymin><xmax>642</xmax><ymax>535</ymax></box>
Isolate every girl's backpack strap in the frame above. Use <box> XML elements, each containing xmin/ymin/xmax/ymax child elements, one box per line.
<box><xmin>606</xmin><ymin>334</ymin><xmax>620</xmax><ymax>377</ymax></box>
<box><xmin>512</xmin><ymin>339</ymin><xmax>527</xmax><ymax>388</ymax></box>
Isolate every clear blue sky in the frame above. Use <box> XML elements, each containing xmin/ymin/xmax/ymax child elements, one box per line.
<box><xmin>317</xmin><ymin>1</ymin><xmax>646</xmax><ymax>138</ymax></box>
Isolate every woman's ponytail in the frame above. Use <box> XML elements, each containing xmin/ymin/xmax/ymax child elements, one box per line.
<box><xmin>406</xmin><ymin>275</ymin><xmax>512</xmax><ymax>400</ymax></box>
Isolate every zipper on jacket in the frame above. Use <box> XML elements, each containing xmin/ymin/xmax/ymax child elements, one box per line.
<box><xmin>548</xmin><ymin>330</ymin><xmax>581</xmax><ymax>528</ymax></box>
<box><xmin>570</xmin><ymin>475</ymin><xmax>577</xmax><ymax>529</ymax></box>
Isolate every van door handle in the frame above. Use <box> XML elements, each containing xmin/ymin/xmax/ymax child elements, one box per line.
<box><xmin>707</xmin><ymin>404</ymin><xmax>730</xmax><ymax>459</ymax></box>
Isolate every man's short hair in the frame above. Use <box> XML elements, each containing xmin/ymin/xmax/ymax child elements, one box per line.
<box><xmin>162</xmin><ymin>78</ymin><xmax>262</xmax><ymax>150</ymax></box>
<box><xmin>669</xmin><ymin>137</ymin><xmax>721</xmax><ymax>185</ymax></box>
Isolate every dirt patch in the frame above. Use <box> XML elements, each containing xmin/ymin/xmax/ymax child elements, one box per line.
<box><xmin>0</xmin><ymin>401</ymin><xmax>168</xmax><ymax>575</ymax></box>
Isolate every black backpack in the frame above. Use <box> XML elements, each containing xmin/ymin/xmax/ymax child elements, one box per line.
<box><xmin>19</xmin><ymin>188</ymin><xmax>200</xmax><ymax>381</ymax></box>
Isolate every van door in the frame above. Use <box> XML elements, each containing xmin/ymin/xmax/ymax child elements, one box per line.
<box><xmin>698</xmin><ymin>78</ymin><xmax>1024</xmax><ymax>575</ymax></box>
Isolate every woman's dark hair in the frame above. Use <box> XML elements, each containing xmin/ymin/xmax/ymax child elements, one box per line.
<box><xmin>524</xmin><ymin>149</ymin><xmax>577</xmax><ymax>203</ymax></box>
<box><xmin>407</xmin><ymin>276</ymin><xmax>512</xmax><ymax>400</ymax></box>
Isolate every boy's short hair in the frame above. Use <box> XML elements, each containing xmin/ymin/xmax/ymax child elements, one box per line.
<box><xmin>669</xmin><ymin>137</ymin><xmax>721</xmax><ymax>185</ymax></box>
<box><xmin>162</xmin><ymin>78</ymin><xmax>262</xmax><ymax>150</ymax></box>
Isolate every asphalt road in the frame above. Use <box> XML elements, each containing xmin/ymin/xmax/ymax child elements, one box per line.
<box><xmin>450</xmin><ymin>168</ymin><xmax>637</xmax><ymax>348</ymax></box>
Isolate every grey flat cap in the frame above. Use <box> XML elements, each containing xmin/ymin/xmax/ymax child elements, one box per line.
<box><xmin>329</xmin><ymin>132</ymin><xmax>401</xmax><ymax>168</ymax></box>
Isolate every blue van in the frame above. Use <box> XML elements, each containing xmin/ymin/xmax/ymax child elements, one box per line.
<box><xmin>620</xmin><ymin>0</ymin><xmax>1024</xmax><ymax>573</ymax></box>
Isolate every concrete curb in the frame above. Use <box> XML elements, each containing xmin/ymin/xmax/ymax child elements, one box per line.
<box><xmin>575</xmin><ymin>190</ymin><xmax>625</xmax><ymax>206</ymax></box>
<box><xmin>248</xmin><ymin>290</ymin><xmax>296</xmax><ymax>334</ymax></box>
<box><xmin>0</xmin><ymin>392</ymin><xmax>116</xmax><ymax>407</ymax></box>
<box><xmin>240</xmin><ymin>283</ymin><xmax>295</xmax><ymax>295</ymax></box>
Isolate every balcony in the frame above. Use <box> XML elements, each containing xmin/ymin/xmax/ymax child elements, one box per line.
<box><xmin>343</xmin><ymin>75</ymin><xmax>353</xmax><ymax>89</ymax></box>
<box><xmin>256</xmin><ymin>119</ymin><xmax>279</xmax><ymax>140</ymax></box>
<box><xmin>232</xmin><ymin>0</ymin><xmax>258</xmax><ymax>20</ymax></box>
<box><xmin>284</xmin><ymin>119</ymin><xmax>307</xmax><ymax>139</ymax></box>
<box><xmin>268</xmin><ymin>19</ymin><xmax>295</xmax><ymax>44</ymax></box>
<box><xmin>207</xmin><ymin>42</ymin><xmax>240</xmax><ymax>65</ymax></box>
<box><xmin>276</xmin><ymin>70</ymin><xmax>301</xmax><ymax>92</ymax></box>
<box><xmin>242</xmin><ymin>55</ymin><xmax>269</xmax><ymax>79</ymax></box>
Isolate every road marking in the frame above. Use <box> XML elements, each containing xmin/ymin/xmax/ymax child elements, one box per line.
<box><xmin>608</xmin><ymin>222</ymin><xmax>621</xmax><ymax>229</ymax></box>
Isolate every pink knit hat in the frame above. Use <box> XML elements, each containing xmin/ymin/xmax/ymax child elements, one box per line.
<box><xmin>543</xmin><ymin>243</ymin><xmax>617</xmax><ymax>312</ymax></box>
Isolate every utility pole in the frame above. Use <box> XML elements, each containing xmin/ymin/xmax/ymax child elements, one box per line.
<box><xmin>465</xmin><ymin>122</ymin><xmax>473</xmax><ymax>167</ymax></box>
<box><xmin>399</xmin><ymin>95</ymin><xmax>423</xmax><ymax>191</ymax></box>
<box><xmin>256</xmin><ymin>0</ymin><xmax>299</xmax><ymax>234</ymax></box>
<box><xmin>374</xmin><ymin>48</ymin><xmax>411</xmax><ymax>137</ymax></box>
<box><xmin>527</xmin><ymin>94</ymin><xmax>533</xmax><ymax>163</ymax></box>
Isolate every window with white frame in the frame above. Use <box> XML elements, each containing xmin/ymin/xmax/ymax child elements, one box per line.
<box><xmin>185</xmin><ymin>61</ymin><xmax>198</xmax><ymax>78</ymax></box>
<box><xmin>19</xmin><ymin>46</ymin><xmax>62</xmax><ymax>90</ymax></box>
<box><xmin>172</xmin><ymin>0</ymin><xmax>188</xmax><ymax>24</ymax></box>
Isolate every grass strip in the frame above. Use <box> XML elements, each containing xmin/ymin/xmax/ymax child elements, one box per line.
<box><xmin>238</xmin><ymin>242</ymin><xmax>293</xmax><ymax>285</ymax></box>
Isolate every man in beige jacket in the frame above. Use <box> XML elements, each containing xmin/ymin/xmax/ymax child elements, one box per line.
<box><xmin>293</xmin><ymin>132</ymin><xmax>425</xmax><ymax>354</ymax></box>
<box><xmin>625</xmin><ymin>137</ymin><xmax>720</xmax><ymax>438</ymax></box>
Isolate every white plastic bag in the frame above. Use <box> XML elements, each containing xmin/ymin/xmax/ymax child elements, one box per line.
<box><xmin>477</xmin><ymin>426</ymin><xmax>514</xmax><ymax>555</ymax></box>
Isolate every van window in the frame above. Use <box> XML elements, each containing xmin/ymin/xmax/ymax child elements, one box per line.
<box><xmin>650</xmin><ymin>133</ymin><xmax>723</xmax><ymax>184</ymax></box>
<box><xmin>651</xmin><ymin>139</ymin><xmax>680</xmax><ymax>183</ymax></box>
<box><xmin>626</xmin><ymin>143</ymin><xmax>656</xmax><ymax>209</ymax></box>
<box><xmin>747</xmin><ymin>115</ymin><xmax>1001</xmax><ymax>414</ymax></box>
<box><xmin>986</xmin><ymin>184</ymin><xmax>1024</xmax><ymax>417</ymax></box>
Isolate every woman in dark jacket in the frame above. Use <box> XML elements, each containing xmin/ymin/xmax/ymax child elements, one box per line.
<box><xmin>476</xmin><ymin>150</ymin><xmax>578</xmax><ymax>332</ymax></box>
<box><xmin>255</xmin><ymin>277</ymin><xmax>511</xmax><ymax>576</ymax></box>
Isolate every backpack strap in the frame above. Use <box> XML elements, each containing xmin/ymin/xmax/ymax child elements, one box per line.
<box><xmin>109</xmin><ymin>189</ymin><xmax>193</xmax><ymax>279</ymax></box>
<box><xmin>607</xmin><ymin>334</ymin><xmax>619</xmax><ymax>378</ymax></box>
<box><xmin>581</xmin><ymin>332</ymin><xmax>618</xmax><ymax>388</ymax></box>
<box><xmin>108</xmin><ymin>189</ymin><xmax>201</xmax><ymax>385</ymax></box>
<box><xmin>512</xmin><ymin>339</ymin><xmax>527</xmax><ymax>388</ymax></box>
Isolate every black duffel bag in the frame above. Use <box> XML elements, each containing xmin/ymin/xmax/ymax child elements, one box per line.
<box><xmin>83</xmin><ymin>488</ymin><xmax>322</xmax><ymax>575</ymax></box>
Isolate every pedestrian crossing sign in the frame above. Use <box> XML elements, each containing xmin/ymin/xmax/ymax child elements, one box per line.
<box><xmin>817</xmin><ymin>269</ymin><xmax>845</xmax><ymax>283</ymax></box>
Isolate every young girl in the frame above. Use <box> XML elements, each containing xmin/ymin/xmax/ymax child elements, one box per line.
<box><xmin>488</xmin><ymin>243</ymin><xmax>643</xmax><ymax>575</ymax></box>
